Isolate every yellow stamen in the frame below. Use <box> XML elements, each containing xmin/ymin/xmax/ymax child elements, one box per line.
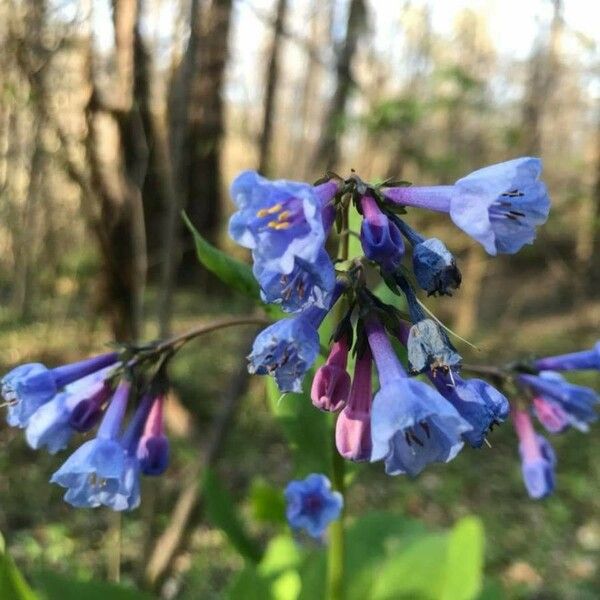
<box><xmin>268</xmin><ymin>221</ymin><xmax>291</xmax><ymax>230</ymax></box>
<box><xmin>256</xmin><ymin>203</ymin><xmax>283</xmax><ymax>218</ymax></box>
<box><xmin>277</xmin><ymin>210</ymin><xmax>291</xmax><ymax>221</ymax></box>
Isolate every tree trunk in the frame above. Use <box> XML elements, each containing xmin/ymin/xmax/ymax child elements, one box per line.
<box><xmin>311</xmin><ymin>0</ymin><xmax>365</xmax><ymax>172</ymax></box>
<box><xmin>258</xmin><ymin>0</ymin><xmax>288</xmax><ymax>176</ymax></box>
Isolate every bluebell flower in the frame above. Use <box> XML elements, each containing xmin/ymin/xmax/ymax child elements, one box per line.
<box><xmin>382</xmin><ymin>158</ymin><xmax>550</xmax><ymax>255</ymax></box>
<box><xmin>366</xmin><ymin>317</ymin><xmax>470</xmax><ymax>476</ymax></box>
<box><xmin>360</xmin><ymin>195</ymin><xmax>404</xmax><ymax>272</ymax></box>
<box><xmin>535</xmin><ymin>341</ymin><xmax>600</xmax><ymax>372</ymax></box>
<box><xmin>513</xmin><ymin>408</ymin><xmax>555</xmax><ymax>499</ymax></box>
<box><xmin>228</xmin><ymin>171</ymin><xmax>339</xmax><ymax>311</ymax></box>
<box><xmin>2</xmin><ymin>352</ymin><xmax>118</xmax><ymax>428</ymax></box>
<box><xmin>431</xmin><ymin>372</ymin><xmax>509</xmax><ymax>448</ymax></box>
<box><xmin>520</xmin><ymin>371</ymin><xmax>599</xmax><ymax>432</ymax></box>
<box><xmin>25</xmin><ymin>367</ymin><xmax>113</xmax><ymax>454</ymax></box>
<box><xmin>284</xmin><ymin>473</ymin><xmax>343</xmax><ymax>539</ymax></box>
<box><xmin>137</xmin><ymin>394</ymin><xmax>169</xmax><ymax>476</ymax></box>
<box><xmin>50</xmin><ymin>380</ymin><xmax>131</xmax><ymax>509</ymax></box>
<box><xmin>253</xmin><ymin>249</ymin><xmax>335</xmax><ymax>313</ymax></box>
<box><xmin>248</xmin><ymin>310</ymin><xmax>322</xmax><ymax>393</ymax></box>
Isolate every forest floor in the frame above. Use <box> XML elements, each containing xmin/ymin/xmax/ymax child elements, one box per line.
<box><xmin>0</xmin><ymin>286</ymin><xmax>599</xmax><ymax>600</ymax></box>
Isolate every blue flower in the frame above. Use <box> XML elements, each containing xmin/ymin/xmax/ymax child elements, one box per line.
<box><xmin>535</xmin><ymin>341</ymin><xmax>600</xmax><ymax>372</ymax></box>
<box><xmin>253</xmin><ymin>249</ymin><xmax>335</xmax><ymax>313</ymax></box>
<box><xmin>248</xmin><ymin>309</ymin><xmax>323</xmax><ymax>393</ymax></box>
<box><xmin>370</xmin><ymin>377</ymin><xmax>471</xmax><ymax>476</ymax></box>
<box><xmin>412</xmin><ymin>238</ymin><xmax>462</xmax><ymax>296</ymax></box>
<box><xmin>50</xmin><ymin>380</ymin><xmax>131</xmax><ymax>510</ymax></box>
<box><xmin>284</xmin><ymin>473</ymin><xmax>343</xmax><ymax>539</ymax></box>
<box><xmin>365</xmin><ymin>316</ymin><xmax>470</xmax><ymax>476</ymax></box>
<box><xmin>229</xmin><ymin>170</ymin><xmax>338</xmax><ymax>275</ymax></box>
<box><xmin>431</xmin><ymin>372</ymin><xmax>509</xmax><ymax>448</ymax></box>
<box><xmin>2</xmin><ymin>353</ymin><xmax>118</xmax><ymax>428</ymax></box>
<box><xmin>520</xmin><ymin>371</ymin><xmax>599</xmax><ymax>432</ymax></box>
<box><xmin>25</xmin><ymin>368</ymin><xmax>113</xmax><ymax>454</ymax></box>
<box><xmin>513</xmin><ymin>408</ymin><xmax>555</xmax><ymax>499</ymax></box>
<box><xmin>360</xmin><ymin>195</ymin><xmax>404</xmax><ymax>272</ymax></box>
<box><xmin>383</xmin><ymin>158</ymin><xmax>550</xmax><ymax>255</ymax></box>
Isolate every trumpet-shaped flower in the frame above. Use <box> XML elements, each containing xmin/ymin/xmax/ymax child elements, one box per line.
<box><xmin>535</xmin><ymin>342</ymin><xmax>600</xmax><ymax>372</ymax></box>
<box><xmin>383</xmin><ymin>158</ymin><xmax>550</xmax><ymax>255</ymax></box>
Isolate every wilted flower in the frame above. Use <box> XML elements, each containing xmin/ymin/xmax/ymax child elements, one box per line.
<box><xmin>284</xmin><ymin>473</ymin><xmax>343</xmax><ymax>539</ymax></box>
<box><xmin>406</xmin><ymin>319</ymin><xmax>461</xmax><ymax>374</ymax></box>
<box><xmin>383</xmin><ymin>158</ymin><xmax>550</xmax><ymax>255</ymax></box>
<box><xmin>512</xmin><ymin>407</ymin><xmax>556</xmax><ymax>499</ymax></box>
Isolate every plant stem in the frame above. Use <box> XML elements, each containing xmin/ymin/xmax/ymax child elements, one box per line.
<box><xmin>326</xmin><ymin>202</ymin><xmax>349</xmax><ymax>600</ymax></box>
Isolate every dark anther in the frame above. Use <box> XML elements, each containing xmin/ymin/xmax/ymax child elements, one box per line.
<box><xmin>420</xmin><ymin>421</ymin><xmax>431</xmax><ymax>439</ymax></box>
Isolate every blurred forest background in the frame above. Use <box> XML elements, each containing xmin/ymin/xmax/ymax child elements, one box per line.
<box><xmin>0</xmin><ymin>0</ymin><xmax>599</xmax><ymax>598</ymax></box>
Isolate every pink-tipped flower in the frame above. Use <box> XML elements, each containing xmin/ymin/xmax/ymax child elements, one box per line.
<box><xmin>137</xmin><ymin>394</ymin><xmax>169</xmax><ymax>476</ymax></box>
<box><xmin>532</xmin><ymin>396</ymin><xmax>570</xmax><ymax>434</ymax></box>
<box><xmin>336</xmin><ymin>347</ymin><xmax>373</xmax><ymax>461</ymax></box>
<box><xmin>311</xmin><ymin>336</ymin><xmax>351</xmax><ymax>412</ymax></box>
<box><xmin>512</xmin><ymin>407</ymin><xmax>556</xmax><ymax>499</ymax></box>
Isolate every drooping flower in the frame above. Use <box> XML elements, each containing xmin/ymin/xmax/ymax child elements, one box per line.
<box><xmin>382</xmin><ymin>157</ymin><xmax>550</xmax><ymax>255</ymax></box>
<box><xmin>284</xmin><ymin>473</ymin><xmax>343</xmax><ymax>539</ymax></box>
<box><xmin>1</xmin><ymin>352</ymin><xmax>118</xmax><ymax>428</ymax></box>
<box><xmin>532</xmin><ymin>396</ymin><xmax>570</xmax><ymax>434</ymax></box>
<box><xmin>228</xmin><ymin>171</ymin><xmax>339</xmax><ymax>311</ymax></box>
<box><xmin>406</xmin><ymin>319</ymin><xmax>461</xmax><ymax>374</ymax></box>
<box><xmin>535</xmin><ymin>341</ymin><xmax>600</xmax><ymax>372</ymax></box>
<box><xmin>253</xmin><ymin>249</ymin><xmax>335</xmax><ymax>313</ymax></box>
<box><xmin>311</xmin><ymin>335</ymin><xmax>351</xmax><ymax>412</ymax></box>
<box><xmin>391</xmin><ymin>217</ymin><xmax>461</xmax><ymax>296</ymax></box>
<box><xmin>248</xmin><ymin>283</ymin><xmax>344</xmax><ymax>393</ymax></box>
<box><xmin>430</xmin><ymin>371</ymin><xmax>509</xmax><ymax>448</ymax></box>
<box><xmin>366</xmin><ymin>317</ymin><xmax>470</xmax><ymax>476</ymax></box>
<box><xmin>335</xmin><ymin>347</ymin><xmax>373</xmax><ymax>461</ymax></box>
<box><xmin>137</xmin><ymin>393</ymin><xmax>169</xmax><ymax>476</ymax></box>
<box><xmin>25</xmin><ymin>367</ymin><xmax>113</xmax><ymax>454</ymax></box>
<box><xmin>520</xmin><ymin>371</ymin><xmax>599</xmax><ymax>432</ymax></box>
<box><xmin>359</xmin><ymin>195</ymin><xmax>404</xmax><ymax>272</ymax></box>
<box><xmin>50</xmin><ymin>379</ymin><xmax>131</xmax><ymax>509</ymax></box>
<box><xmin>512</xmin><ymin>407</ymin><xmax>555</xmax><ymax>499</ymax></box>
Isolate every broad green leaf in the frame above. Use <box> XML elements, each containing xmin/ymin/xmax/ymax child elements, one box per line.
<box><xmin>271</xmin><ymin>570</ymin><xmax>301</xmax><ymax>600</ymax></box>
<box><xmin>182</xmin><ymin>212</ymin><xmax>260</xmax><ymax>298</ymax></box>
<box><xmin>202</xmin><ymin>468</ymin><xmax>262</xmax><ymax>564</ymax></box>
<box><xmin>259</xmin><ymin>536</ymin><xmax>303</xmax><ymax>578</ymax></box>
<box><xmin>250</xmin><ymin>479</ymin><xmax>286</xmax><ymax>525</ymax></box>
<box><xmin>441</xmin><ymin>516</ymin><xmax>484</xmax><ymax>600</ymax></box>
<box><xmin>0</xmin><ymin>533</ymin><xmax>38</xmax><ymax>600</ymax></box>
<box><xmin>266</xmin><ymin>378</ymin><xmax>331</xmax><ymax>477</ymax></box>
<box><xmin>34</xmin><ymin>571</ymin><xmax>151</xmax><ymax>600</ymax></box>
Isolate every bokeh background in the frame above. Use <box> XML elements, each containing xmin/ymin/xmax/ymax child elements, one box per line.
<box><xmin>0</xmin><ymin>0</ymin><xmax>599</xmax><ymax>598</ymax></box>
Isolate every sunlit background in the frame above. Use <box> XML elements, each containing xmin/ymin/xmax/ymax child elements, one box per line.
<box><xmin>0</xmin><ymin>0</ymin><xmax>599</xmax><ymax>598</ymax></box>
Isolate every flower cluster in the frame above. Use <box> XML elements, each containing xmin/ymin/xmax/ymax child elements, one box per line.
<box><xmin>227</xmin><ymin>159</ymin><xmax>594</xmax><ymax>500</ymax></box>
<box><xmin>1</xmin><ymin>351</ymin><xmax>170</xmax><ymax>510</ymax></box>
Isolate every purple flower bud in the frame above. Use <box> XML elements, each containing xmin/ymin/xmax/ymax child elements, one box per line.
<box><xmin>360</xmin><ymin>195</ymin><xmax>404</xmax><ymax>272</ymax></box>
<box><xmin>137</xmin><ymin>395</ymin><xmax>169</xmax><ymax>476</ymax></box>
<box><xmin>535</xmin><ymin>342</ymin><xmax>600</xmax><ymax>372</ymax></box>
<box><xmin>311</xmin><ymin>336</ymin><xmax>351</xmax><ymax>412</ymax></box>
<box><xmin>335</xmin><ymin>348</ymin><xmax>373</xmax><ymax>461</ymax></box>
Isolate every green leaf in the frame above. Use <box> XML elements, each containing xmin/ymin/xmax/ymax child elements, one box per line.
<box><xmin>0</xmin><ymin>533</ymin><xmax>38</xmax><ymax>600</ymax></box>
<box><xmin>250</xmin><ymin>479</ymin><xmax>286</xmax><ymax>525</ymax></box>
<box><xmin>441</xmin><ymin>516</ymin><xmax>484</xmax><ymax>600</ymax></box>
<box><xmin>34</xmin><ymin>571</ymin><xmax>151</xmax><ymax>600</ymax></box>
<box><xmin>202</xmin><ymin>468</ymin><xmax>263</xmax><ymax>564</ymax></box>
<box><xmin>259</xmin><ymin>536</ymin><xmax>303</xmax><ymax>578</ymax></box>
<box><xmin>226</xmin><ymin>566</ymin><xmax>273</xmax><ymax>600</ymax></box>
<box><xmin>182</xmin><ymin>211</ymin><xmax>260</xmax><ymax>298</ymax></box>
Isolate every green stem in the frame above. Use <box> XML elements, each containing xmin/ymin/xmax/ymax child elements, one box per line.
<box><xmin>326</xmin><ymin>201</ymin><xmax>350</xmax><ymax>600</ymax></box>
<box><xmin>327</xmin><ymin>435</ymin><xmax>346</xmax><ymax>600</ymax></box>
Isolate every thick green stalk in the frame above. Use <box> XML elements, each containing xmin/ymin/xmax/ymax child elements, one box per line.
<box><xmin>326</xmin><ymin>201</ymin><xmax>350</xmax><ymax>600</ymax></box>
